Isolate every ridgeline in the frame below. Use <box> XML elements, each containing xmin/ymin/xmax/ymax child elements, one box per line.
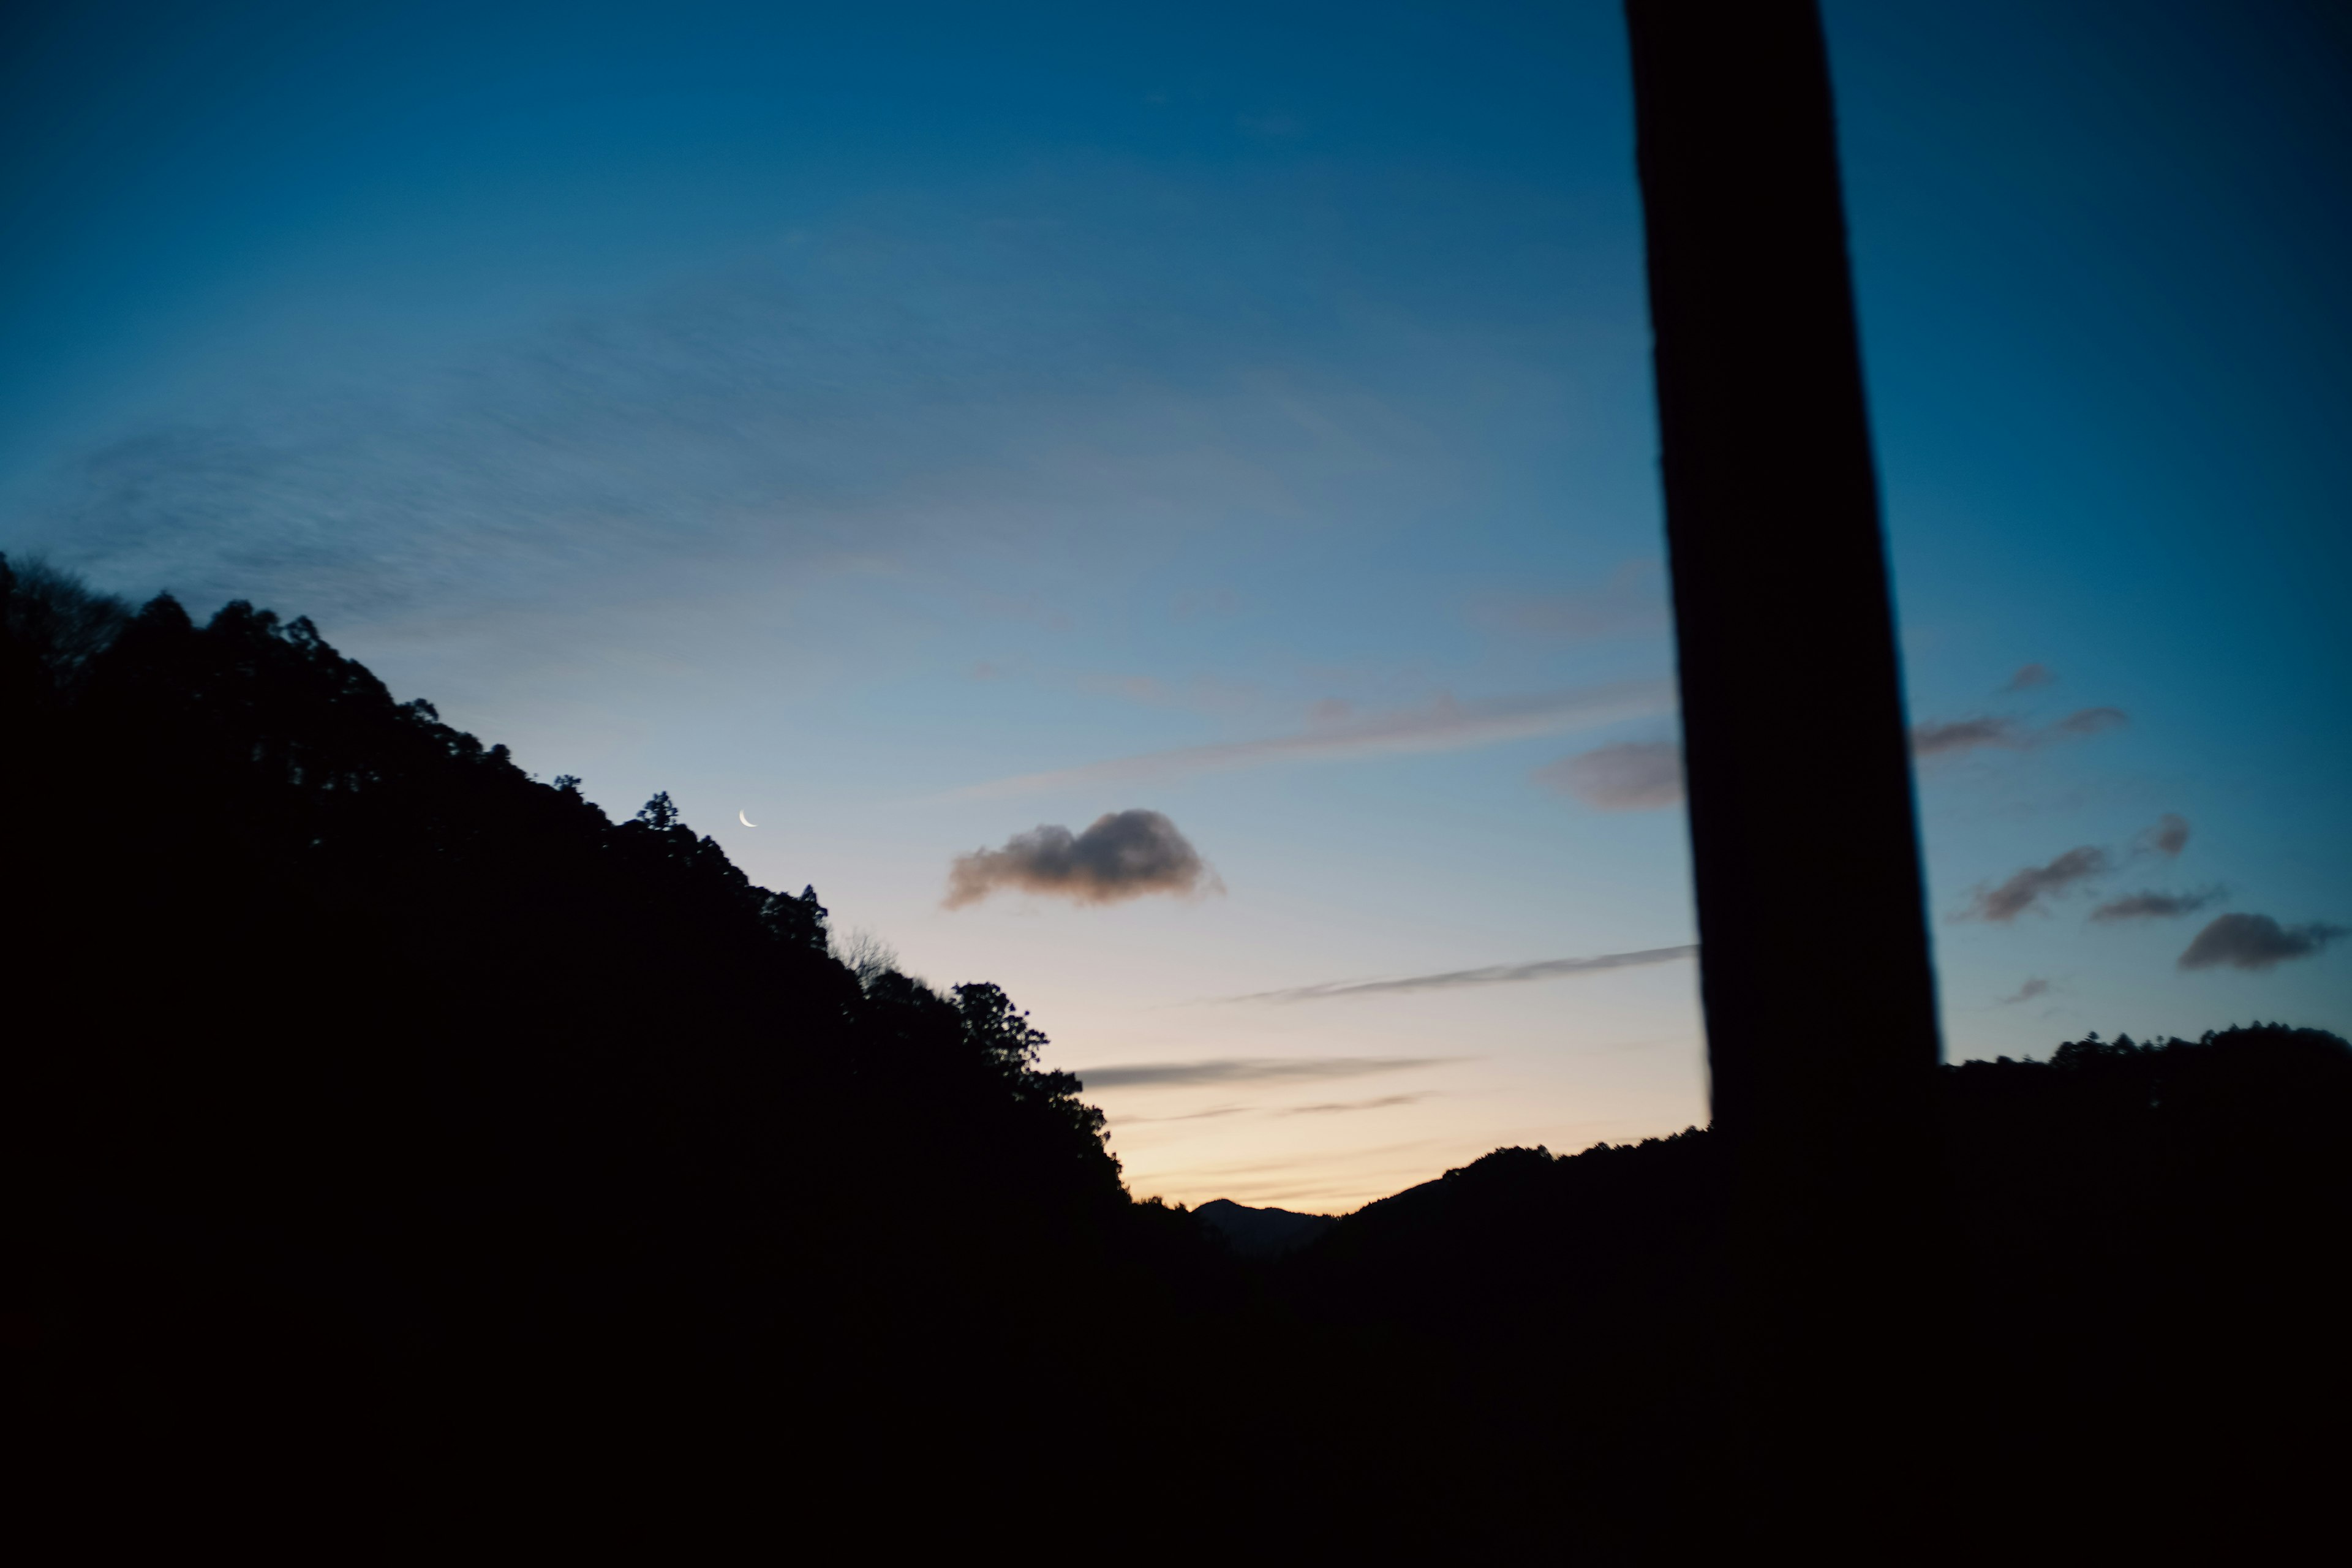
<box><xmin>6</xmin><ymin>557</ymin><xmax>2343</xmax><ymax>1556</ymax></box>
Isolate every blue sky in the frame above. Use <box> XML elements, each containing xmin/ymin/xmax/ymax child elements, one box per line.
<box><xmin>6</xmin><ymin>0</ymin><xmax>2345</xmax><ymax>1209</ymax></box>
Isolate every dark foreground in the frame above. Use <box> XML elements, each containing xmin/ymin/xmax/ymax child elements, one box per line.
<box><xmin>6</xmin><ymin>560</ymin><xmax>2345</xmax><ymax>1558</ymax></box>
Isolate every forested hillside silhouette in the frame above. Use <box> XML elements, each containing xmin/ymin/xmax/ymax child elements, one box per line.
<box><xmin>2</xmin><ymin>556</ymin><xmax>1211</xmax><ymax>1547</ymax></box>
<box><xmin>1254</xmin><ymin>1025</ymin><xmax>2350</xmax><ymax>1555</ymax></box>
<box><xmin>6</xmin><ymin>556</ymin><xmax>2344</xmax><ymax>1556</ymax></box>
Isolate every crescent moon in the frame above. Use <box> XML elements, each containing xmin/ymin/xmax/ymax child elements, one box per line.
<box><xmin>739</xmin><ymin>810</ymin><xmax>758</xmax><ymax>827</ymax></box>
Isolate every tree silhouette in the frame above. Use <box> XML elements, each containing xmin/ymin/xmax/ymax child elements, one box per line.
<box><xmin>4</xmin><ymin>554</ymin><xmax>2340</xmax><ymax>1556</ymax></box>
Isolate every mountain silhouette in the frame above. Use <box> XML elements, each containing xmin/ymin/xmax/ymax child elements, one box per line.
<box><xmin>0</xmin><ymin>556</ymin><xmax>1177</xmax><ymax>1549</ymax></box>
<box><xmin>5</xmin><ymin>555</ymin><xmax>2342</xmax><ymax>1557</ymax></box>
<box><xmin>1194</xmin><ymin>1197</ymin><xmax>1339</xmax><ymax>1258</ymax></box>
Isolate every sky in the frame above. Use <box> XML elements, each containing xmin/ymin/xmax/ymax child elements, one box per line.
<box><xmin>5</xmin><ymin>0</ymin><xmax>2346</xmax><ymax>1212</ymax></box>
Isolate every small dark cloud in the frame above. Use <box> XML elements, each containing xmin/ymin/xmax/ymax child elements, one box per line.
<box><xmin>1912</xmin><ymin>716</ymin><xmax>2024</xmax><ymax>759</ymax></box>
<box><xmin>1279</xmin><ymin>1093</ymin><xmax>1433</xmax><ymax>1116</ymax></box>
<box><xmin>1961</xmin><ymin>846</ymin><xmax>2109</xmax><ymax>922</ymax></box>
<box><xmin>1073</xmin><ymin>1057</ymin><xmax>1450</xmax><ymax>1089</ymax></box>
<box><xmin>944</xmin><ymin>809</ymin><xmax>1219</xmax><ymax>908</ymax></box>
<box><xmin>1532</xmin><ymin>741</ymin><xmax>1684</xmax><ymax>810</ymax></box>
<box><xmin>2090</xmin><ymin>886</ymin><xmax>2222</xmax><ymax>922</ymax></box>
<box><xmin>1967</xmin><ymin>812</ymin><xmax>2196</xmax><ymax>924</ymax></box>
<box><xmin>1910</xmin><ymin>707</ymin><xmax>2128</xmax><ymax>763</ymax></box>
<box><xmin>2177</xmin><ymin>913</ymin><xmax>2346</xmax><ymax>972</ymax></box>
<box><xmin>2002</xmin><ymin>663</ymin><xmax>2056</xmax><ymax>692</ymax></box>
<box><xmin>2136</xmin><ymin>812</ymin><xmax>2190</xmax><ymax>858</ymax></box>
<box><xmin>2055</xmin><ymin>706</ymin><xmax>2128</xmax><ymax>737</ymax></box>
<box><xmin>1228</xmin><ymin>944</ymin><xmax>1696</xmax><ymax>1003</ymax></box>
<box><xmin>1999</xmin><ymin>977</ymin><xmax>2052</xmax><ymax>1005</ymax></box>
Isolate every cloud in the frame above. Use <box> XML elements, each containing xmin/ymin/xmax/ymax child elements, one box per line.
<box><xmin>1087</xmin><ymin>670</ymin><xmax>1261</xmax><ymax>716</ymax></box>
<box><xmin>1538</xmin><ymin>704</ymin><xmax>2133</xmax><ymax>813</ymax></box>
<box><xmin>2177</xmin><ymin>914</ymin><xmax>2345</xmax><ymax>972</ymax></box>
<box><xmin>1960</xmin><ymin>846</ymin><xmax>2109</xmax><ymax>922</ymax></box>
<box><xmin>1279</xmin><ymin>1093</ymin><xmax>1433</xmax><ymax>1116</ymax></box>
<box><xmin>1226</xmin><ymin>943</ymin><xmax>1696</xmax><ymax>1003</ymax></box>
<box><xmin>1909</xmin><ymin>707</ymin><xmax>2128</xmax><ymax>763</ymax></box>
<box><xmin>1474</xmin><ymin>559</ymin><xmax>1667</xmax><ymax>643</ymax></box>
<box><xmin>2002</xmin><ymin>663</ymin><xmax>2056</xmax><ymax>692</ymax></box>
<box><xmin>2054</xmin><ymin>706</ymin><xmax>2127</xmax><ymax>737</ymax></box>
<box><xmin>29</xmin><ymin>263</ymin><xmax>1021</xmax><ymax>625</ymax></box>
<box><xmin>1911</xmin><ymin>717</ymin><xmax>2025</xmax><ymax>759</ymax></box>
<box><xmin>2000</xmin><ymin>977</ymin><xmax>2053</xmax><ymax>1005</ymax></box>
<box><xmin>1108</xmin><ymin>1105</ymin><xmax>1249</xmax><ymax>1125</ymax></box>
<box><xmin>1532</xmin><ymin>741</ymin><xmax>1684</xmax><ymax>810</ymax></box>
<box><xmin>1073</xmin><ymin>1057</ymin><xmax>1450</xmax><ymax>1089</ymax></box>
<box><xmin>2090</xmin><ymin>886</ymin><xmax>2223</xmax><ymax>922</ymax></box>
<box><xmin>2136</xmin><ymin>812</ymin><xmax>2190</xmax><ymax>858</ymax></box>
<box><xmin>16</xmin><ymin>170</ymin><xmax>1559</xmax><ymax>638</ymax></box>
<box><xmin>951</xmin><ymin>679</ymin><xmax>1674</xmax><ymax>799</ymax></box>
<box><xmin>944</xmin><ymin>809</ymin><xmax>1218</xmax><ymax>908</ymax></box>
<box><xmin>1961</xmin><ymin>812</ymin><xmax>2196</xmax><ymax>923</ymax></box>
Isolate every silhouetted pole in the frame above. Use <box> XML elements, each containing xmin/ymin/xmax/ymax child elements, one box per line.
<box><xmin>1624</xmin><ymin>0</ymin><xmax>1948</xmax><ymax>1546</ymax></box>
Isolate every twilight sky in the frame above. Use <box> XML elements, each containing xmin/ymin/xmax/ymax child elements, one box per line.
<box><xmin>6</xmin><ymin>0</ymin><xmax>2346</xmax><ymax>1210</ymax></box>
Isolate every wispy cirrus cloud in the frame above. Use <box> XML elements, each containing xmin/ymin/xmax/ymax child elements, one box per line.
<box><xmin>2090</xmin><ymin>886</ymin><xmax>2223</xmax><ymax>922</ymax></box>
<box><xmin>27</xmin><ymin>254</ymin><xmax>1077</xmax><ymax>623</ymax></box>
<box><xmin>1109</xmin><ymin>1091</ymin><xmax>1436</xmax><ymax>1125</ymax></box>
<box><xmin>1531</xmin><ymin>740</ymin><xmax>1684</xmax><ymax>810</ymax></box>
<box><xmin>1224</xmin><ymin>943</ymin><xmax>1696</xmax><ymax>1003</ymax></box>
<box><xmin>1472</xmin><ymin>559</ymin><xmax>1667</xmax><ymax>643</ymax></box>
<box><xmin>1280</xmin><ymin>1093</ymin><xmax>1433</xmax><ymax>1115</ymax></box>
<box><xmin>1537</xmin><ymin>703</ymin><xmax>2130</xmax><ymax>814</ymax></box>
<box><xmin>1107</xmin><ymin>1104</ymin><xmax>1250</xmax><ymax>1125</ymax></box>
<box><xmin>16</xmin><ymin>172</ymin><xmax>1559</xmax><ymax>641</ymax></box>
<box><xmin>2052</xmin><ymin>706</ymin><xmax>2127</xmax><ymax>737</ymax></box>
<box><xmin>1910</xmin><ymin>706</ymin><xmax>2125</xmax><ymax>761</ymax></box>
<box><xmin>1073</xmin><ymin>1056</ymin><xmax>1452</xmax><ymax>1089</ymax></box>
<box><xmin>951</xmin><ymin>679</ymin><xmax>1673</xmax><ymax>800</ymax></box>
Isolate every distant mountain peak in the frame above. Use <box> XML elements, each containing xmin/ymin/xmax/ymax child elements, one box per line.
<box><xmin>1196</xmin><ymin>1197</ymin><xmax>1339</xmax><ymax>1259</ymax></box>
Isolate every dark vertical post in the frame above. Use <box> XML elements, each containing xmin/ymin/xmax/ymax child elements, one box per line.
<box><xmin>1623</xmin><ymin>0</ymin><xmax>1947</xmax><ymax>1547</ymax></box>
